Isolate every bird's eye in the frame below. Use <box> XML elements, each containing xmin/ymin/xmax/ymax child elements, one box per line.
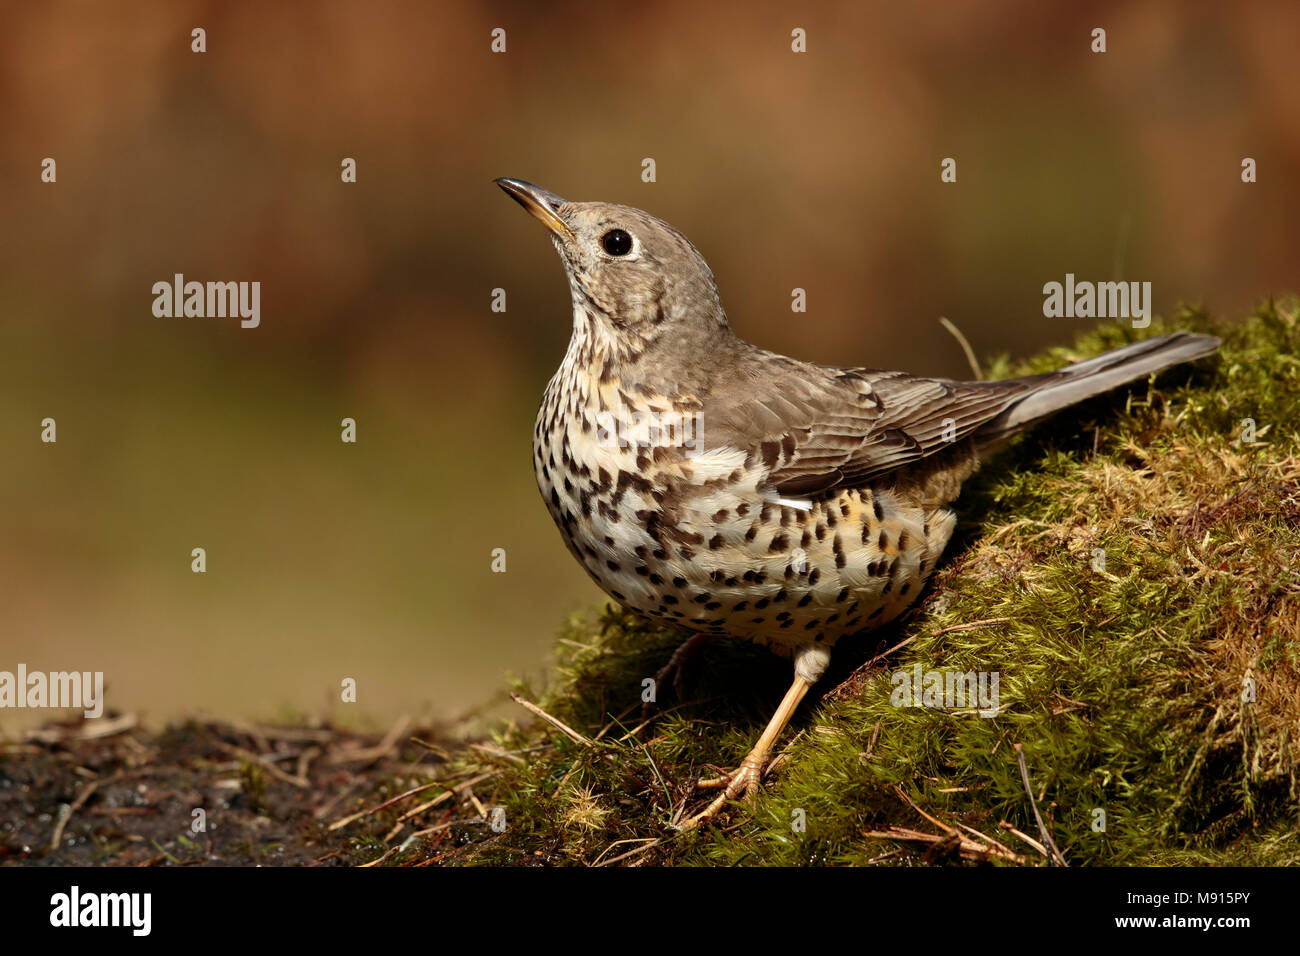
<box><xmin>600</xmin><ymin>229</ymin><xmax>633</xmax><ymax>257</ymax></box>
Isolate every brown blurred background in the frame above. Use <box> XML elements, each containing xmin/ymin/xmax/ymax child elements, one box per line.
<box><xmin>1</xmin><ymin>0</ymin><xmax>1297</xmax><ymax>733</ymax></box>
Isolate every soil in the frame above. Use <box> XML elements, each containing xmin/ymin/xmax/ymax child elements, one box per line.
<box><xmin>0</xmin><ymin>714</ymin><xmax>476</xmax><ymax>867</ymax></box>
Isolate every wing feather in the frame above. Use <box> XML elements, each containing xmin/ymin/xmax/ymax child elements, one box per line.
<box><xmin>703</xmin><ymin>351</ymin><xmax>1041</xmax><ymax>495</ymax></box>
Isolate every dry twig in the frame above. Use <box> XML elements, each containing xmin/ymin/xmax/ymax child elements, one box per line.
<box><xmin>509</xmin><ymin>693</ymin><xmax>591</xmax><ymax>746</ymax></box>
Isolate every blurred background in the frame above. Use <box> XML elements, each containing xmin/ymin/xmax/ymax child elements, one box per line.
<box><xmin>1</xmin><ymin>0</ymin><xmax>1297</xmax><ymax>734</ymax></box>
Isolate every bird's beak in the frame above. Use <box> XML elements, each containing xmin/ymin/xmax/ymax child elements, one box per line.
<box><xmin>495</xmin><ymin>177</ymin><xmax>574</xmax><ymax>241</ymax></box>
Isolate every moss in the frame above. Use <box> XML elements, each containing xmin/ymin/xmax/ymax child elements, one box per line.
<box><xmin>442</xmin><ymin>300</ymin><xmax>1300</xmax><ymax>866</ymax></box>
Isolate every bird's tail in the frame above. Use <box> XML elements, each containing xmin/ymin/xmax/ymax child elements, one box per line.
<box><xmin>976</xmin><ymin>331</ymin><xmax>1220</xmax><ymax>446</ymax></box>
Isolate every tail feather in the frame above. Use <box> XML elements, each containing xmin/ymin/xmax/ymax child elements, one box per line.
<box><xmin>977</xmin><ymin>331</ymin><xmax>1220</xmax><ymax>445</ymax></box>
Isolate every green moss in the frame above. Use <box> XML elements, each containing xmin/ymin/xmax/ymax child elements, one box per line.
<box><xmin>444</xmin><ymin>301</ymin><xmax>1300</xmax><ymax>866</ymax></box>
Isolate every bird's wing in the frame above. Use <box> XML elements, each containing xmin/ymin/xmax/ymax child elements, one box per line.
<box><xmin>703</xmin><ymin>356</ymin><xmax>1040</xmax><ymax>496</ymax></box>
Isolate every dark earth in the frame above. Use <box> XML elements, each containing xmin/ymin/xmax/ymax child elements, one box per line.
<box><xmin>1</xmin><ymin>714</ymin><xmax>499</xmax><ymax>867</ymax></box>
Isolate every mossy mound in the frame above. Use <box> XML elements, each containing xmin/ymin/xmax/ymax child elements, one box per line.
<box><xmin>452</xmin><ymin>301</ymin><xmax>1300</xmax><ymax>866</ymax></box>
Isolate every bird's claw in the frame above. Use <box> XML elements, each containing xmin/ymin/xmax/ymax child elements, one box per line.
<box><xmin>640</xmin><ymin>633</ymin><xmax>713</xmax><ymax>722</ymax></box>
<box><xmin>681</xmin><ymin>756</ymin><xmax>766</xmax><ymax>828</ymax></box>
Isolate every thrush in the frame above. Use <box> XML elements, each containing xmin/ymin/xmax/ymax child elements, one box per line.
<box><xmin>496</xmin><ymin>177</ymin><xmax>1220</xmax><ymax>826</ymax></box>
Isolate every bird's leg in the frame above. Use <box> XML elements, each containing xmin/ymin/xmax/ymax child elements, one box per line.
<box><xmin>641</xmin><ymin>632</ymin><xmax>714</xmax><ymax>721</ymax></box>
<box><xmin>683</xmin><ymin>672</ymin><xmax>813</xmax><ymax>827</ymax></box>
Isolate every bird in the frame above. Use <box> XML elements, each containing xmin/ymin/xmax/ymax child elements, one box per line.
<box><xmin>495</xmin><ymin>176</ymin><xmax>1220</xmax><ymax>826</ymax></box>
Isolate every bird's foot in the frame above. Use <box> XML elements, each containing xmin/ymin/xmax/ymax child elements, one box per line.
<box><xmin>640</xmin><ymin>633</ymin><xmax>714</xmax><ymax>722</ymax></box>
<box><xmin>681</xmin><ymin>754</ymin><xmax>767</xmax><ymax>828</ymax></box>
<box><xmin>677</xmin><ymin>672</ymin><xmax>813</xmax><ymax>829</ymax></box>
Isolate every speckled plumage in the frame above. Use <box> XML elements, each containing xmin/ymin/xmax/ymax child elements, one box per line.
<box><xmin>498</xmin><ymin>177</ymin><xmax>1220</xmax><ymax>823</ymax></box>
<box><xmin>531</xmin><ymin>335</ymin><xmax>970</xmax><ymax>676</ymax></box>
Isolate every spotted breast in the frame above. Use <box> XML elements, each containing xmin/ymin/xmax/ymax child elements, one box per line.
<box><xmin>532</xmin><ymin>321</ymin><xmax>969</xmax><ymax>673</ymax></box>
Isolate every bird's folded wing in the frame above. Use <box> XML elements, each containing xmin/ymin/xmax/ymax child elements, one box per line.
<box><xmin>704</xmin><ymin>362</ymin><xmax>1039</xmax><ymax>496</ymax></box>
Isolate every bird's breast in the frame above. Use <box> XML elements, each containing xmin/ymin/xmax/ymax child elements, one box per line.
<box><xmin>532</xmin><ymin>365</ymin><xmax>955</xmax><ymax>656</ymax></box>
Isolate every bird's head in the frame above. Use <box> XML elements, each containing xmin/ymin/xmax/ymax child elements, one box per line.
<box><xmin>496</xmin><ymin>178</ymin><xmax>732</xmax><ymax>364</ymax></box>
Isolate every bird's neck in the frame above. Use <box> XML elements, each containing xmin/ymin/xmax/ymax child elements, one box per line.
<box><xmin>561</xmin><ymin>304</ymin><xmax>647</xmax><ymax>381</ymax></box>
<box><xmin>560</xmin><ymin>303</ymin><xmax>741</xmax><ymax>398</ymax></box>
